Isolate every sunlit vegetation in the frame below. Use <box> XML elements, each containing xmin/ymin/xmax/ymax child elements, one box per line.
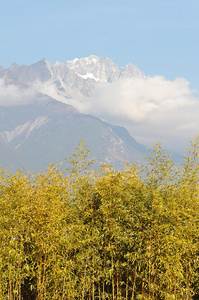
<box><xmin>0</xmin><ymin>137</ymin><xmax>198</xmax><ymax>300</ymax></box>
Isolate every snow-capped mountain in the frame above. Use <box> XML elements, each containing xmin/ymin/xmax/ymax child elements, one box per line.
<box><xmin>0</xmin><ymin>55</ymin><xmax>145</xmax><ymax>98</ymax></box>
<box><xmin>0</xmin><ymin>56</ymin><xmax>148</xmax><ymax>172</ymax></box>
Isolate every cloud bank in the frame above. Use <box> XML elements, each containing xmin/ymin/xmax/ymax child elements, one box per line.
<box><xmin>81</xmin><ymin>76</ymin><xmax>199</xmax><ymax>151</ymax></box>
<box><xmin>0</xmin><ymin>79</ymin><xmax>37</xmax><ymax>106</ymax></box>
<box><xmin>0</xmin><ymin>76</ymin><xmax>198</xmax><ymax>152</ymax></box>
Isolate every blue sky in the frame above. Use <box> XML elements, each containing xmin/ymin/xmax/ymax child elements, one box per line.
<box><xmin>1</xmin><ymin>0</ymin><xmax>198</xmax><ymax>89</ymax></box>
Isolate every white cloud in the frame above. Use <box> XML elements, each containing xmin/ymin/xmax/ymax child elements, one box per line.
<box><xmin>0</xmin><ymin>79</ymin><xmax>37</xmax><ymax>106</ymax></box>
<box><xmin>79</xmin><ymin>76</ymin><xmax>199</xmax><ymax>151</ymax></box>
<box><xmin>1</xmin><ymin>76</ymin><xmax>198</xmax><ymax>152</ymax></box>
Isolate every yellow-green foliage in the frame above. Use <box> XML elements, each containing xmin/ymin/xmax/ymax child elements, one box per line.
<box><xmin>0</xmin><ymin>137</ymin><xmax>198</xmax><ymax>300</ymax></box>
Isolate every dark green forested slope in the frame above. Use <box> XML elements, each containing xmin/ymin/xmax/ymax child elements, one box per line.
<box><xmin>0</xmin><ymin>137</ymin><xmax>198</xmax><ymax>300</ymax></box>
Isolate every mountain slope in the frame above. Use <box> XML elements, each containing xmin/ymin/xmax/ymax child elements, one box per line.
<box><xmin>0</xmin><ymin>96</ymin><xmax>147</xmax><ymax>172</ymax></box>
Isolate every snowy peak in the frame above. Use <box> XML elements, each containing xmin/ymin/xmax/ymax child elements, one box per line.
<box><xmin>1</xmin><ymin>55</ymin><xmax>145</xmax><ymax>84</ymax></box>
<box><xmin>0</xmin><ymin>55</ymin><xmax>146</xmax><ymax>98</ymax></box>
<box><xmin>65</xmin><ymin>55</ymin><xmax>120</xmax><ymax>82</ymax></box>
<box><xmin>64</xmin><ymin>55</ymin><xmax>145</xmax><ymax>83</ymax></box>
<box><xmin>66</xmin><ymin>55</ymin><xmax>101</xmax><ymax>67</ymax></box>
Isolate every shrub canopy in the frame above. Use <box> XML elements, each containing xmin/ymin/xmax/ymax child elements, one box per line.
<box><xmin>0</xmin><ymin>137</ymin><xmax>198</xmax><ymax>300</ymax></box>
